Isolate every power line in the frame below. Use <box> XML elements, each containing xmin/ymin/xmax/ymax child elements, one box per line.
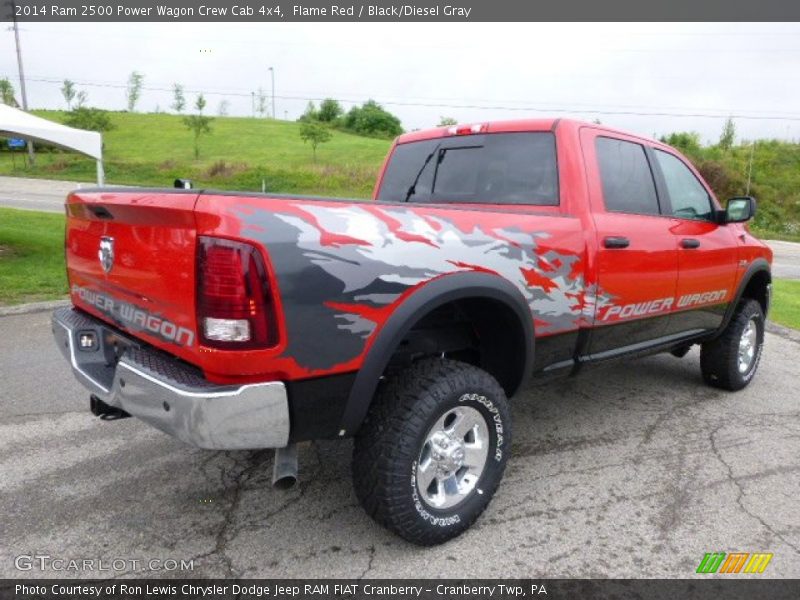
<box><xmin>22</xmin><ymin>75</ymin><xmax>800</xmax><ymax>122</ymax></box>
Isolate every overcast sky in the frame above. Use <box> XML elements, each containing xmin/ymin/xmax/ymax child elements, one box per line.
<box><xmin>2</xmin><ymin>22</ymin><xmax>800</xmax><ymax>143</ymax></box>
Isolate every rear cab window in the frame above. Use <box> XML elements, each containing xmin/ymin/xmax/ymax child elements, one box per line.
<box><xmin>377</xmin><ymin>132</ymin><xmax>559</xmax><ymax>206</ymax></box>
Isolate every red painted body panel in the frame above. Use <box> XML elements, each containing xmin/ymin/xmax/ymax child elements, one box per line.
<box><xmin>192</xmin><ymin>194</ymin><xmax>586</xmax><ymax>382</ymax></box>
<box><xmin>64</xmin><ymin>118</ymin><xmax>772</xmax><ymax>386</ymax></box>
<box><xmin>66</xmin><ymin>191</ymin><xmax>200</xmax><ymax>368</ymax></box>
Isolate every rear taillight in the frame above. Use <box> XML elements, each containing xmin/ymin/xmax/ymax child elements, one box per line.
<box><xmin>196</xmin><ymin>236</ymin><xmax>277</xmax><ymax>349</ymax></box>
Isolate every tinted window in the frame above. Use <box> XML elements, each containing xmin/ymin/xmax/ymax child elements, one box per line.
<box><xmin>596</xmin><ymin>137</ymin><xmax>659</xmax><ymax>215</ymax></box>
<box><xmin>377</xmin><ymin>132</ymin><xmax>558</xmax><ymax>205</ymax></box>
<box><xmin>654</xmin><ymin>149</ymin><xmax>714</xmax><ymax>220</ymax></box>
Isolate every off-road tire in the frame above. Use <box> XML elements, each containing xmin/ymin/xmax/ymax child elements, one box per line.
<box><xmin>700</xmin><ymin>298</ymin><xmax>765</xmax><ymax>391</ymax></box>
<box><xmin>352</xmin><ymin>358</ymin><xmax>511</xmax><ymax>546</ymax></box>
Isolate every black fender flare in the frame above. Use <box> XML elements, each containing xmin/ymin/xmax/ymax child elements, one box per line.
<box><xmin>338</xmin><ymin>271</ymin><xmax>535</xmax><ymax>436</ymax></box>
<box><xmin>711</xmin><ymin>258</ymin><xmax>771</xmax><ymax>340</ymax></box>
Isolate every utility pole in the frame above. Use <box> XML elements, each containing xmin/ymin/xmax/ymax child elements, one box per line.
<box><xmin>11</xmin><ymin>0</ymin><xmax>35</xmax><ymax>165</ymax></box>
<box><xmin>251</xmin><ymin>91</ymin><xmax>255</xmax><ymax>118</ymax></box>
<box><xmin>268</xmin><ymin>66</ymin><xmax>275</xmax><ymax>119</ymax></box>
<box><xmin>746</xmin><ymin>141</ymin><xmax>756</xmax><ymax>196</ymax></box>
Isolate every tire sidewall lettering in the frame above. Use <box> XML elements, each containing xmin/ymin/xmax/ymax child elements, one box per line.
<box><xmin>459</xmin><ymin>392</ymin><xmax>504</xmax><ymax>462</ymax></box>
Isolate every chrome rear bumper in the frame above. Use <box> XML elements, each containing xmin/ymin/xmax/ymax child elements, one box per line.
<box><xmin>52</xmin><ymin>307</ymin><xmax>290</xmax><ymax>450</ymax></box>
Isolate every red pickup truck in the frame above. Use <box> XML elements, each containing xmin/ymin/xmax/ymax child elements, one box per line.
<box><xmin>53</xmin><ymin>118</ymin><xmax>772</xmax><ymax>545</ymax></box>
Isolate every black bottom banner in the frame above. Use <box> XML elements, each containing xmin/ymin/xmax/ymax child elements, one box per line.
<box><xmin>2</xmin><ymin>579</ymin><xmax>799</xmax><ymax>600</ymax></box>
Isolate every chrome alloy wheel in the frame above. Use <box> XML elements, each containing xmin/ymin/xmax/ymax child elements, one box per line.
<box><xmin>416</xmin><ymin>405</ymin><xmax>489</xmax><ymax>510</ymax></box>
<box><xmin>738</xmin><ymin>317</ymin><xmax>758</xmax><ymax>374</ymax></box>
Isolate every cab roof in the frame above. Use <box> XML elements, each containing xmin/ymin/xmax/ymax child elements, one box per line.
<box><xmin>395</xmin><ymin>118</ymin><xmax>658</xmax><ymax>146</ymax></box>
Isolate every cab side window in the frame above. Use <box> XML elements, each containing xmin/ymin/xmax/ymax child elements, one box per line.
<box><xmin>595</xmin><ymin>137</ymin><xmax>660</xmax><ymax>216</ymax></box>
<box><xmin>654</xmin><ymin>149</ymin><xmax>714</xmax><ymax>221</ymax></box>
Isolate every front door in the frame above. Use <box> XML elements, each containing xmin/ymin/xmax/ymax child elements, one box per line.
<box><xmin>580</xmin><ymin>129</ymin><xmax>679</xmax><ymax>357</ymax></box>
<box><xmin>649</xmin><ymin>148</ymin><xmax>739</xmax><ymax>334</ymax></box>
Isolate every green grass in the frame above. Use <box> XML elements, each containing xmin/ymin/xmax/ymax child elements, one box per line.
<box><xmin>0</xmin><ymin>208</ymin><xmax>66</xmax><ymax>305</ymax></box>
<box><xmin>771</xmin><ymin>279</ymin><xmax>800</xmax><ymax>330</ymax></box>
<box><xmin>0</xmin><ymin>111</ymin><xmax>392</xmax><ymax>197</ymax></box>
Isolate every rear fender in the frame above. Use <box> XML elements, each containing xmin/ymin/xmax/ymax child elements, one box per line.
<box><xmin>338</xmin><ymin>271</ymin><xmax>534</xmax><ymax>436</ymax></box>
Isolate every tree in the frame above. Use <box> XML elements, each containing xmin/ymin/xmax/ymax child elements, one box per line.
<box><xmin>299</xmin><ymin>120</ymin><xmax>332</xmax><ymax>161</ymax></box>
<box><xmin>125</xmin><ymin>71</ymin><xmax>144</xmax><ymax>112</ymax></box>
<box><xmin>61</xmin><ymin>80</ymin><xmax>76</xmax><ymax>110</ymax></box>
<box><xmin>0</xmin><ymin>78</ymin><xmax>17</xmax><ymax>106</ymax></box>
<box><xmin>298</xmin><ymin>101</ymin><xmax>318</xmax><ymax>122</ymax></box>
<box><xmin>437</xmin><ymin>116</ymin><xmax>457</xmax><ymax>127</ymax></box>
<box><xmin>659</xmin><ymin>132</ymin><xmax>702</xmax><ymax>159</ymax></box>
<box><xmin>255</xmin><ymin>88</ymin><xmax>268</xmax><ymax>117</ymax></box>
<box><xmin>183</xmin><ymin>94</ymin><xmax>214</xmax><ymax>159</ymax></box>
<box><xmin>74</xmin><ymin>90</ymin><xmax>88</xmax><ymax>109</ymax></box>
<box><xmin>318</xmin><ymin>98</ymin><xmax>343</xmax><ymax>122</ymax></box>
<box><xmin>719</xmin><ymin>117</ymin><xmax>736</xmax><ymax>151</ymax></box>
<box><xmin>64</xmin><ymin>107</ymin><xmax>115</xmax><ymax>132</ymax></box>
<box><xmin>171</xmin><ymin>83</ymin><xmax>185</xmax><ymax>113</ymax></box>
<box><xmin>342</xmin><ymin>100</ymin><xmax>403</xmax><ymax>138</ymax></box>
<box><xmin>217</xmin><ymin>99</ymin><xmax>229</xmax><ymax>116</ymax></box>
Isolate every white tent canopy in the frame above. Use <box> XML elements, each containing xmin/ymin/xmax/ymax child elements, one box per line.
<box><xmin>0</xmin><ymin>104</ymin><xmax>104</xmax><ymax>184</ymax></box>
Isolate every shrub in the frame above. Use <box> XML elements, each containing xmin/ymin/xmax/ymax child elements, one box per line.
<box><xmin>63</xmin><ymin>107</ymin><xmax>116</xmax><ymax>133</ymax></box>
<box><xmin>341</xmin><ymin>100</ymin><xmax>403</xmax><ymax>138</ymax></box>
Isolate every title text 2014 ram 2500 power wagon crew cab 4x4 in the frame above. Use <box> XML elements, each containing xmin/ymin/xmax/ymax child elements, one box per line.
<box><xmin>53</xmin><ymin>119</ymin><xmax>772</xmax><ymax>545</ymax></box>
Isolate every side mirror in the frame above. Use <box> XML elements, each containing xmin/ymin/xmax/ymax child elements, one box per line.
<box><xmin>174</xmin><ymin>178</ymin><xmax>193</xmax><ymax>190</ymax></box>
<box><xmin>724</xmin><ymin>196</ymin><xmax>756</xmax><ymax>223</ymax></box>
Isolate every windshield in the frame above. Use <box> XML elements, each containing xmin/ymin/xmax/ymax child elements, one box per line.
<box><xmin>377</xmin><ymin>132</ymin><xmax>559</xmax><ymax>205</ymax></box>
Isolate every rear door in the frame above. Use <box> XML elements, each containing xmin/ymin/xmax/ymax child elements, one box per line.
<box><xmin>376</xmin><ymin>129</ymin><xmax>586</xmax><ymax>372</ymax></box>
<box><xmin>650</xmin><ymin>148</ymin><xmax>738</xmax><ymax>334</ymax></box>
<box><xmin>580</xmin><ymin>129</ymin><xmax>678</xmax><ymax>357</ymax></box>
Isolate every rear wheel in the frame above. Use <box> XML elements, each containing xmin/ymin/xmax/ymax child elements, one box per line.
<box><xmin>700</xmin><ymin>298</ymin><xmax>765</xmax><ymax>391</ymax></box>
<box><xmin>352</xmin><ymin>358</ymin><xmax>511</xmax><ymax>546</ymax></box>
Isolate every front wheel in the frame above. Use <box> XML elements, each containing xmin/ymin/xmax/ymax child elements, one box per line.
<box><xmin>700</xmin><ymin>298</ymin><xmax>765</xmax><ymax>391</ymax></box>
<box><xmin>352</xmin><ymin>359</ymin><xmax>511</xmax><ymax>546</ymax></box>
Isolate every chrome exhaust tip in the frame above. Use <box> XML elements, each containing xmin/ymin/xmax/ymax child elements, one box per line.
<box><xmin>272</xmin><ymin>444</ymin><xmax>298</xmax><ymax>489</ymax></box>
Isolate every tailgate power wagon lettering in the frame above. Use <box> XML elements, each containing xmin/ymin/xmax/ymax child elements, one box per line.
<box><xmin>72</xmin><ymin>284</ymin><xmax>195</xmax><ymax>347</ymax></box>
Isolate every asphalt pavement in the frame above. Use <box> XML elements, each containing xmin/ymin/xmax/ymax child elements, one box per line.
<box><xmin>1</xmin><ymin>310</ymin><xmax>798</xmax><ymax>578</ymax></box>
<box><xmin>0</xmin><ymin>176</ymin><xmax>80</xmax><ymax>213</ymax></box>
<box><xmin>769</xmin><ymin>240</ymin><xmax>800</xmax><ymax>280</ymax></box>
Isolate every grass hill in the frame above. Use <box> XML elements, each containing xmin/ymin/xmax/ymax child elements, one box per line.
<box><xmin>0</xmin><ymin>111</ymin><xmax>392</xmax><ymax>198</ymax></box>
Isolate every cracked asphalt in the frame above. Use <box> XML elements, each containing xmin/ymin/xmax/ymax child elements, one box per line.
<box><xmin>1</xmin><ymin>310</ymin><xmax>798</xmax><ymax>579</ymax></box>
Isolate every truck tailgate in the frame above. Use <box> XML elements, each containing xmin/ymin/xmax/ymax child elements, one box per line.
<box><xmin>66</xmin><ymin>190</ymin><xmax>201</xmax><ymax>365</ymax></box>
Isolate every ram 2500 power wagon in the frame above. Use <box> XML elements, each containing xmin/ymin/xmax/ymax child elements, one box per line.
<box><xmin>53</xmin><ymin>119</ymin><xmax>772</xmax><ymax>545</ymax></box>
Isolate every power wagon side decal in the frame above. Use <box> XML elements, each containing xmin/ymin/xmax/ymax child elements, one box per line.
<box><xmin>600</xmin><ymin>289</ymin><xmax>728</xmax><ymax>321</ymax></box>
<box><xmin>235</xmin><ymin>202</ymin><xmax>598</xmax><ymax>372</ymax></box>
